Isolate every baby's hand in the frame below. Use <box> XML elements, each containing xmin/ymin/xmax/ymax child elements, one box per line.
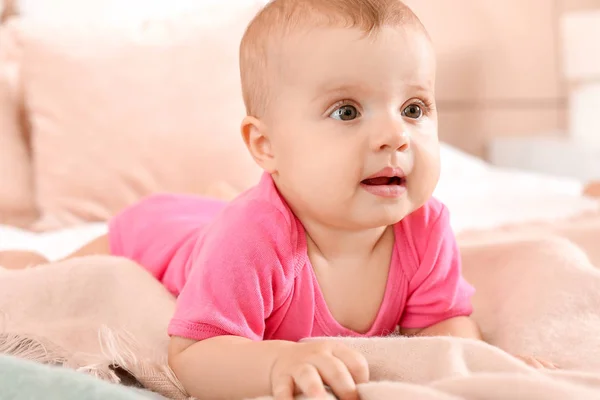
<box><xmin>270</xmin><ymin>341</ymin><xmax>369</xmax><ymax>400</ymax></box>
<box><xmin>514</xmin><ymin>354</ymin><xmax>558</xmax><ymax>369</ymax></box>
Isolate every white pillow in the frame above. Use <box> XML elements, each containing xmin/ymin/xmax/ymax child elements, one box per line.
<box><xmin>436</xmin><ymin>143</ymin><xmax>597</xmax><ymax>233</ymax></box>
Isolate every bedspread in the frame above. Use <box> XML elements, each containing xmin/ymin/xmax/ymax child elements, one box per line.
<box><xmin>0</xmin><ymin>219</ymin><xmax>600</xmax><ymax>399</ymax></box>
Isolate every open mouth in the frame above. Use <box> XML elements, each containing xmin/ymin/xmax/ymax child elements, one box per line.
<box><xmin>361</xmin><ymin>176</ymin><xmax>406</xmax><ymax>186</ymax></box>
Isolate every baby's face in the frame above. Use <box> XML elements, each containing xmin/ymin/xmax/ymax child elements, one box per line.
<box><xmin>264</xmin><ymin>25</ymin><xmax>439</xmax><ymax>229</ymax></box>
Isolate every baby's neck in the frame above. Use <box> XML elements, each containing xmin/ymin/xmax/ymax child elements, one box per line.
<box><xmin>303</xmin><ymin>220</ymin><xmax>392</xmax><ymax>263</ymax></box>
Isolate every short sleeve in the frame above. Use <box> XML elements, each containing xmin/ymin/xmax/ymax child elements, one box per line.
<box><xmin>167</xmin><ymin>203</ymin><xmax>293</xmax><ymax>342</ymax></box>
<box><xmin>399</xmin><ymin>204</ymin><xmax>475</xmax><ymax>329</ymax></box>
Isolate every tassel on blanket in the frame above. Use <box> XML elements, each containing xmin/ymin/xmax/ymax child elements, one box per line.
<box><xmin>0</xmin><ymin>326</ymin><xmax>190</xmax><ymax>400</ymax></box>
<box><xmin>0</xmin><ymin>333</ymin><xmax>68</xmax><ymax>366</ymax></box>
<box><xmin>96</xmin><ymin>325</ymin><xmax>190</xmax><ymax>400</ymax></box>
<box><xmin>0</xmin><ymin>331</ymin><xmax>122</xmax><ymax>384</ymax></box>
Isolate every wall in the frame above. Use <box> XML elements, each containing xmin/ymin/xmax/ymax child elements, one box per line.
<box><xmin>404</xmin><ymin>0</ymin><xmax>600</xmax><ymax>158</ymax></box>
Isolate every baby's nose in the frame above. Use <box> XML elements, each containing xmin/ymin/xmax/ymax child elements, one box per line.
<box><xmin>373</xmin><ymin>123</ymin><xmax>410</xmax><ymax>152</ymax></box>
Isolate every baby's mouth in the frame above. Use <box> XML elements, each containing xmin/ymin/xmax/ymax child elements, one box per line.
<box><xmin>361</xmin><ymin>176</ymin><xmax>406</xmax><ymax>186</ymax></box>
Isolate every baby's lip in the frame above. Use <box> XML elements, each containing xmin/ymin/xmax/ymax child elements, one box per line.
<box><xmin>363</xmin><ymin>166</ymin><xmax>405</xmax><ymax>180</ymax></box>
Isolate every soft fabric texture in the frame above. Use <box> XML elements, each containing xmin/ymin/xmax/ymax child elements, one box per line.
<box><xmin>433</xmin><ymin>144</ymin><xmax>599</xmax><ymax>233</ymax></box>
<box><xmin>0</xmin><ymin>354</ymin><xmax>167</xmax><ymax>400</ymax></box>
<box><xmin>3</xmin><ymin>2</ymin><xmax>264</xmax><ymax>230</ymax></box>
<box><xmin>0</xmin><ymin>212</ymin><xmax>600</xmax><ymax>399</ymax></box>
<box><xmin>0</xmin><ymin>256</ymin><xmax>186</xmax><ymax>399</ymax></box>
<box><xmin>109</xmin><ymin>173</ymin><xmax>474</xmax><ymax>342</ymax></box>
<box><xmin>0</xmin><ymin>29</ymin><xmax>36</xmax><ymax>226</ymax></box>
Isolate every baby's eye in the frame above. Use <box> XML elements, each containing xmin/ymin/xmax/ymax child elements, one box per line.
<box><xmin>402</xmin><ymin>103</ymin><xmax>422</xmax><ymax>119</ymax></box>
<box><xmin>330</xmin><ymin>105</ymin><xmax>359</xmax><ymax>121</ymax></box>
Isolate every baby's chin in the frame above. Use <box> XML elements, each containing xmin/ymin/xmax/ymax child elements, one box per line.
<box><xmin>353</xmin><ymin>203</ymin><xmax>417</xmax><ymax>229</ymax></box>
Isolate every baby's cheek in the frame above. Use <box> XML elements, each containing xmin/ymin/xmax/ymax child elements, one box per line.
<box><xmin>410</xmin><ymin>152</ymin><xmax>440</xmax><ymax>201</ymax></box>
<box><xmin>413</xmin><ymin>136</ymin><xmax>440</xmax><ymax>175</ymax></box>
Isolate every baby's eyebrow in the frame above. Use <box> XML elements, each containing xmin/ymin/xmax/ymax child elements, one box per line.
<box><xmin>312</xmin><ymin>83</ymin><xmax>368</xmax><ymax>102</ymax></box>
<box><xmin>313</xmin><ymin>81</ymin><xmax>434</xmax><ymax>103</ymax></box>
<box><xmin>408</xmin><ymin>84</ymin><xmax>432</xmax><ymax>92</ymax></box>
<box><xmin>400</xmin><ymin>79</ymin><xmax>435</xmax><ymax>93</ymax></box>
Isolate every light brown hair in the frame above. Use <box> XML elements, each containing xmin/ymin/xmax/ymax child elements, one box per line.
<box><xmin>239</xmin><ymin>0</ymin><xmax>427</xmax><ymax>117</ymax></box>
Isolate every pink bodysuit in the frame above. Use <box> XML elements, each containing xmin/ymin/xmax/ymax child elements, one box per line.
<box><xmin>109</xmin><ymin>172</ymin><xmax>474</xmax><ymax>342</ymax></box>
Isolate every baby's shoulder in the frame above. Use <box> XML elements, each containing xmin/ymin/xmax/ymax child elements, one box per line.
<box><xmin>215</xmin><ymin>195</ymin><xmax>296</xmax><ymax>240</ymax></box>
<box><xmin>397</xmin><ymin>197</ymin><xmax>449</xmax><ymax>233</ymax></box>
<box><xmin>393</xmin><ymin>197</ymin><xmax>454</xmax><ymax>263</ymax></box>
<box><xmin>209</xmin><ymin>177</ymin><xmax>298</xmax><ymax>240</ymax></box>
<box><xmin>196</xmin><ymin>179</ymin><xmax>304</xmax><ymax>278</ymax></box>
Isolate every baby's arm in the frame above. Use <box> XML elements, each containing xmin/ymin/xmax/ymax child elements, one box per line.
<box><xmin>398</xmin><ymin>202</ymin><xmax>556</xmax><ymax>369</ymax></box>
<box><xmin>168</xmin><ymin>335</ymin><xmax>369</xmax><ymax>400</ymax></box>
<box><xmin>397</xmin><ymin>204</ymin><xmax>477</xmax><ymax>337</ymax></box>
<box><xmin>400</xmin><ymin>316</ymin><xmax>481</xmax><ymax>339</ymax></box>
<box><xmin>169</xmin><ymin>335</ymin><xmax>292</xmax><ymax>399</ymax></box>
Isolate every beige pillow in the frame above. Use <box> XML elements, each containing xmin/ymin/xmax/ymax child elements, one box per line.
<box><xmin>0</xmin><ymin>27</ymin><xmax>36</xmax><ymax>227</ymax></box>
<box><xmin>11</xmin><ymin>4</ymin><xmax>264</xmax><ymax>230</ymax></box>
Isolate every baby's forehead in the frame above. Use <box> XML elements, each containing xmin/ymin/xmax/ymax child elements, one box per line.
<box><xmin>271</xmin><ymin>24</ymin><xmax>435</xmax><ymax>88</ymax></box>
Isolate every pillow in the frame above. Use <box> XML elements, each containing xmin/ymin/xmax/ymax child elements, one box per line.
<box><xmin>10</xmin><ymin>3</ymin><xmax>264</xmax><ymax>230</ymax></box>
<box><xmin>13</xmin><ymin>0</ymin><xmax>266</xmax><ymax>23</ymax></box>
<box><xmin>435</xmin><ymin>143</ymin><xmax>597</xmax><ymax>234</ymax></box>
<box><xmin>0</xmin><ymin>27</ymin><xmax>36</xmax><ymax>227</ymax></box>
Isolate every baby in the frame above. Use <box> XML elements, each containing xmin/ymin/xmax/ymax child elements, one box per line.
<box><xmin>0</xmin><ymin>0</ymin><xmax>556</xmax><ymax>399</ymax></box>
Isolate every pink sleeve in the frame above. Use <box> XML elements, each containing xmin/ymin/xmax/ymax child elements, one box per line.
<box><xmin>399</xmin><ymin>204</ymin><xmax>475</xmax><ymax>329</ymax></box>
<box><xmin>167</xmin><ymin>206</ymin><xmax>291</xmax><ymax>342</ymax></box>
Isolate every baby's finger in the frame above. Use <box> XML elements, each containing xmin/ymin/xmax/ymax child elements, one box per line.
<box><xmin>312</xmin><ymin>355</ymin><xmax>359</xmax><ymax>400</ymax></box>
<box><xmin>272</xmin><ymin>374</ymin><xmax>295</xmax><ymax>400</ymax></box>
<box><xmin>293</xmin><ymin>364</ymin><xmax>329</xmax><ymax>399</ymax></box>
<box><xmin>331</xmin><ymin>345</ymin><xmax>370</xmax><ymax>384</ymax></box>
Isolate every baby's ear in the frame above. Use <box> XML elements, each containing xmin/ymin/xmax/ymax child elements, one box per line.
<box><xmin>241</xmin><ymin>116</ymin><xmax>276</xmax><ymax>173</ymax></box>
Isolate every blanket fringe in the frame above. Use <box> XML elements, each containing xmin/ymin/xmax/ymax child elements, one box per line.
<box><xmin>97</xmin><ymin>325</ymin><xmax>190</xmax><ymax>400</ymax></box>
<box><xmin>0</xmin><ymin>326</ymin><xmax>191</xmax><ymax>400</ymax></box>
<box><xmin>0</xmin><ymin>332</ymin><xmax>68</xmax><ymax>366</ymax></box>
